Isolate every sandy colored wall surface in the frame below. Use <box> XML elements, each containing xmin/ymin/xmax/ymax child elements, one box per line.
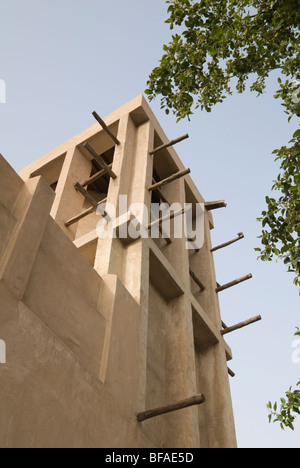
<box><xmin>0</xmin><ymin>96</ymin><xmax>237</xmax><ymax>448</ymax></box>
<box><xmin>0</xmin><ymin>156</ymin><xmax>152</xmax><ymax>448</ymax></box>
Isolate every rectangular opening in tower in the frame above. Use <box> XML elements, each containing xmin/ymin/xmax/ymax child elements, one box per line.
<box><xmin>86</xmin><ymin>146</ymin><xmax>115</xmax><ymax>202</ymax></box>
<box><xmin>150</xmin><ymin>132</ymin><xmax>184</xmax><ymax>270</ymax></box>
<box><xmin>74</xmin><ymin>146</ymin><xmax>116</xmax><ymax>263</ymax></box>
<box><xmin>185</xmin><ymin>181</ymin><xmax>207</xmax><ymax>307</ymax></box>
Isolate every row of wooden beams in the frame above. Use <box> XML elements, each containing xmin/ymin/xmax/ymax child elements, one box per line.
<box><xmin>137</xmin><ymin>394</ymin><xmax>205</xmax><ymax>422</ymax></box>
<box><xmin>211</xmin><ymin>232</ymin><xmax>244</xmax><ymax>253</ymax></box>
<box><xmin>92</xmin><ymin>111</ymin><xmax>120</xmax><ymax>146</ymax></box>
<box><xmin>149</xmin><ymin>134</ymin><xmax>189</xmax><ymax>155</ymax></box>
<box><xmin>216</xmin><ymin>274</ymin><xmax>253</xmax><ymax>293</ymax></box>
<box><xmin>148</xmin><ymin>168</ymin><xmax>191</xmax><ymax>192</ymax></box>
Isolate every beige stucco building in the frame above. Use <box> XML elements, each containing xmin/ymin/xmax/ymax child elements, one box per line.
<box><xmin>0</xmin><ymin>95</ymin><xmax>242</xmax><ymax>448</ymax></box>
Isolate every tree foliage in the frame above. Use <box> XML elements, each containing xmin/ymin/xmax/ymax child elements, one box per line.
<box><xmin>256</xmin><ymin>129</ymin><xmax>300</xmax><ymax>288</ymax></box>
<box><xmin>146</xmin><ymin>0</ymin><xmax>300</xmax><ymax>118</ymax></box>
<box><xmin>146</xmin><ymin>0</ymin><xmax>300</xmax><ymax>287</ymax></box>
<box><xmin>267</xmin><ymin>329</ymin><xmax>300</xmax><ymax>431</ymax></box>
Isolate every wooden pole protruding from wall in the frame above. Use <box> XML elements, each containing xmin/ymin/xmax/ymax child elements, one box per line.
<box><xmin>148</xmin><ymin>168</ymin><xmax>191</xmax><ymax>192</ymax></box>
<box><xmin>216</xmin><ymin>274</ymin><xmax>253</xmax><ymax>293</ymax></box>
<box><xmin>147</xmin><ymin>206</ymin><xmax>192</xmax><ymax>231</ymax></box>
<box><xmin>205</xmin><ymin>200</ymin><xmax>227</xmax><ymax>211</ymax></box>
<box><xmin>81</xmin><ymin>164</ymin><xmax>113</xmax><ymax>187</ymax></box>
<box><xmin>92</xmin><ymin>111</ymin><xmax>120</xmax><ymax>146</ymax></box>
<box><xmin>228</xmin><ymin>368</ymin><xmax>236</xmax><ymax>378</ymax></box>
<box><xmin>189</xmin><ymin>269</ymin><xmax>205</xmax><ymax>292</ymax></box>
<box><xmin>84</xmin><ymin>142</ymin><xmax>117</xmax><ymax>180</ymax></box>
<box><xmin>65</xmin><ymin>198</ymin><xmax>107</xmax><ymax>227</ymax></box>
<box><xmin>211</xmin><ymin>232</ymin><xmax>245</xmax><ymax>253</ymax></box>
<box><xmin>74</xmin><ymin>182</ymin><xmax>99</xmax><ymax>209</ymax></box>
<box><xmin>137</xmin><ymin>394</ymin><xmax>205</xmax><ymax>422</ymax></box>
<box><xmin>149</xmin><ymin>134</ymin><xmax>189</xmax><ymax>155</ymax></box>
<box><xmin>221</xmin><ymin>316</ymin><xmax>262</xmax><ymax>336</ymax></box>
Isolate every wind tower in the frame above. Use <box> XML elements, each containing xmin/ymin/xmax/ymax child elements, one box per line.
<box><xmin>0</xmin><ymin>95</ymin><xmax>261</xmax><ymax>448</ymax></box>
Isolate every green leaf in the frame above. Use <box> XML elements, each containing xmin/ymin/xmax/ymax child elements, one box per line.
<box><xmin>293</xmin><ymin>129</ymin><xmax>300</xmax><ymax>138</ymax></box>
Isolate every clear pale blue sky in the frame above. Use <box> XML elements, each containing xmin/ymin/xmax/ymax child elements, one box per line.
<box><xmin>0</xmin><ymin>0</ymin><xmax>299</xmax><ymax>448</ymax></box>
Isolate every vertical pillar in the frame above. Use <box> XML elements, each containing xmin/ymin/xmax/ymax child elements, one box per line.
<box><xmin>122</xmin><ymin>121</ymin><xmax>154</xmax><ymax>424</ymax></box>
<box><xmin>191</xmin><ymin>212</ymin><xmax>222</xmax><ymax>327</ymax></box>
<box><xmin>93</xmin><ymin>113</ymin><xmax>138</xmax><ymax>279</ymax></box>
<box><xmin>50</xmin><ymin>147</ymin><xmax>92</xmax><ymax>240</ymax></box>
<box><xmin>0</xmin><ymin>177</ymin><xmax>55</xmax><ymax>300</ymax></box>
<box><xmin>122</xmin><ymin>120</ymin><xmax>154</xmax><ymax>302</ymax></box>
<box><xmin>196</xmin><ymin>343</ymin><xmax>237</xmax><ymax>448</ymax></box>
<box><xmin>168</xmin><ymin>179</ymin><xmax>201</xmax><ymax>447</ymax></box>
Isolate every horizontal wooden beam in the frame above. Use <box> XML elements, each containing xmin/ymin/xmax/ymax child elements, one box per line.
<box><xmin>148</xmin><ymin>168</ymin><xmax>191</xmax><ymax>192</ymax></box>
<box><xmin>189</xmin><ymin>269</ymin><xmax>205</xmax><ymax>292</ymax></box>
<box><xmin>221</xmin><ymin>315</ymin><xmax>262</xmax><ymax>336</ymax></box>
<box><xmin>65</xmin><ymin>206</ymin><xmax>95</xmax><ymax>227</ymax></box>
<box><xmin>84</xmin><ymin>142</ymin><xmax>117</xmax><ymax>180</ymax></box>
<box><xmin>81</xmin><ymin>164</ymin><xmax>113</xmax><ymax>187</ymax></box>
<box><xmin>216</xmin><ymin>274</ymin><xmax>253</xmax><ymax>293</ymax></box>
<box><xmin>137</xmin><ymin>394</ymin><xmax>205</xmax><ymax>422</ymax></box>
<box><xmin>92</xmin><ymin>111</ymin><xmax>120</xmax><ymax>146</ymax></box>
<box><xmin>205</xmin><ymin>200</ymin><xmax>227</xmax><ymax>211</ymax></box>
<box><xmin>211</xmin><ymin>232</ymin><xmax>244</xmax><ymax>253</ymax></box>
<box><xmin>149</xmin><ymin>134</ymin><xmax>189</xmax><ymax>155</ymax></box>
<box><xmin>228</xmin><ymin>367</ymin><xmax>236</xmax><ymax>378</ymax></box>
<box><xmin>147</xmin><ymin>205</ymin><xmax>192</xmax><ymax>231</ymax></box>
<box><xmin>65</xmin><ymin>198</ymin><xmax>107</xmax><ymax>227</ymax></box>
